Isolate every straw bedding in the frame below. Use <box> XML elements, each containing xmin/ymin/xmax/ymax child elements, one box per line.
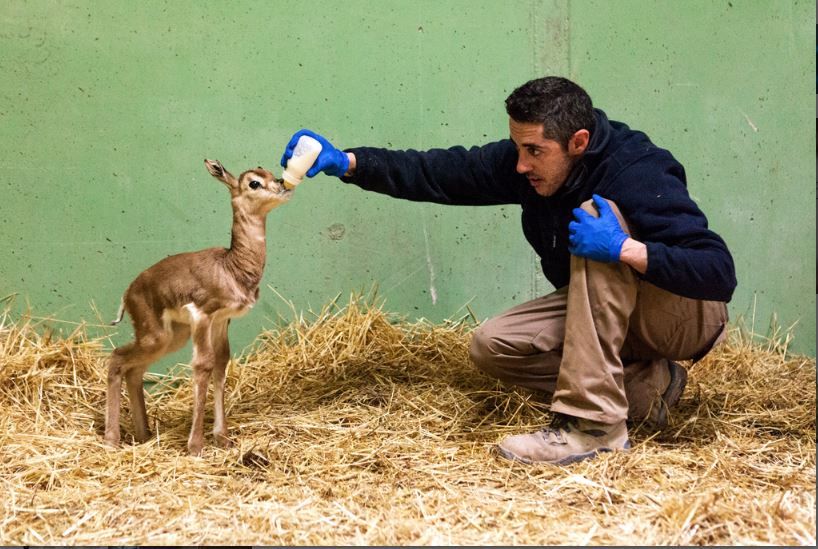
<box><xmin>0</xmin><ymin>293</ymin><xmax>814</xmax><ymax>545</ymax></box>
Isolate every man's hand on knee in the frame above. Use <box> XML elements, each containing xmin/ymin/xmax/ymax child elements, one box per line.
<box><xmin>568</xmin><ymin>194</ymin><xmax>629</xmax><ymax>263</ymax></box>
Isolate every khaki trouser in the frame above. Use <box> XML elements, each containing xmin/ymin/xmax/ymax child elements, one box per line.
<box><xmin>469</xmin><ymin>199</ymin><xmax>728</xmax><ymax>424</ymax></box>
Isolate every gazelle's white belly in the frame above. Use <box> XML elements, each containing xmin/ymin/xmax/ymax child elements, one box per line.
<box><xmin>161</xmin><ymin>302</ymin><xmax>253</xmax><ymax>327</ymax></box>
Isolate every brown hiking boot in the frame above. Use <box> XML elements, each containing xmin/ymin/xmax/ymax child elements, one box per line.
<box><xmin>496</xmin><ymin>414</ymin><xmax>631</xmax><ymax>465</ymax></box>
<box><xmin>644</xmin><ymin>360</ymin><xmax>688</xmax><ymax>430</ymax></box>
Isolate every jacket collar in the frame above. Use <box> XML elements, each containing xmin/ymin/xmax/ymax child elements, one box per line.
<box><xmin>557</xmin><ymin>108</ymin><xmax>611</xmax><ymax>197</ymax></box>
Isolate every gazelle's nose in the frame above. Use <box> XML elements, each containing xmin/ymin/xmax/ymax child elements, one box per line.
<box><xmin>273</xmin><ymin>177</ymin><xmax>292</xmax><ymax>196</ymax></box>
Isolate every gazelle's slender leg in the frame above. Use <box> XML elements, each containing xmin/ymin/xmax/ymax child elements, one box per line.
<box><xmin>105</xmin><ymin>345</ymin><xmax>131</xmax><ymax>447</ymax></box>
<box><xmin>124</xmin><ymin>322</ymin><xmax>191</xmax><ymax>443</ymax></box>
<box><xmin>211</xmin><ymin>319</ymin><xmax>232</xmax><ymax>447</ymax></box>
<box><xmin>125</xmin><ymin>365</ymin><xmax>150</xmax><ymax>442</ymax></box>
<box><xmin>107</xmin><ymin>346</ymin><xmax>163</xmax><ymax>446</ymax></box>
<box><xmin>106</xmin><ymin>312</ymin><xmax>170</xmax><ymax>447</ymax></box>
<box><xmin>188</xmin><ymin>315</ymin><xmax>214</xmax><ymax>456</ymax></box>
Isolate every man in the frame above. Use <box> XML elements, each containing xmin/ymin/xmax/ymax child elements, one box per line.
<box><xmin>279</xmin><ymin>76</ymin><xmax>736</xmax><ymax>465</ymax></box>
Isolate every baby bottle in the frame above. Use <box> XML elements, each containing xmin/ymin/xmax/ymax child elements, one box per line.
<box><xmin>282</xmin><ymin>135</ymin><xmax>323</xmax><ymax>188</ymax></box>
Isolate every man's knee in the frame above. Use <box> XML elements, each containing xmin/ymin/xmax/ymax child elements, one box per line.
<box><xmin>579</xmin><ymin>197</ymin><xmax>631</xmax><ymax>234</ymax></box>
<box><xmin>470</xmin><ymin>323</ymin><xmax>515</xmax><ymax>381</ymax></box>
<box><xmin>469</xmin><ymin>326</ymin><xmax>494</xmax><ymax>373</ymax></box>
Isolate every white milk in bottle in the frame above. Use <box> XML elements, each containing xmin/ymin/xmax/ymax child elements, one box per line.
<box><xmin>282</xmin><ymin>135</ymin><xmax>323</xmax><ymax>188</ymax></box>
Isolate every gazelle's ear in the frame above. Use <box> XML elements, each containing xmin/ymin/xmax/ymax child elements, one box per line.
<box><xmin>204</xmin><ymin>159</ymin><xmax>238</xmax><ymax>189</ymax></box>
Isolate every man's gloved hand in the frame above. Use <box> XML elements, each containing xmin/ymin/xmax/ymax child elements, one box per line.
<box><xmin>280</xmin><ymin>129</ymin><xmax>350</xmax><ymax>178</ymax></box>
<box><xmin>568</xmin><ymin>194</ymin><xmax>628</xmax><ymax>263</ymax></box>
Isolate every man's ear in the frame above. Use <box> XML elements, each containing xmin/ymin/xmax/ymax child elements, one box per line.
<box><xmin>568</xmin><ymin>129</ymin><xmax>590</xmax><ymax>157</ymax></box>
<box><xmin>204</xmin><ymin>159</ymin><xmax>238</xmax><ymax>189</ymax></box>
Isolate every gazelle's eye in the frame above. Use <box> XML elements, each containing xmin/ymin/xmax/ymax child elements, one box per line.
<box><xmin>249</xmin><ymin>180</ymin><xmax>261</xmax><ymax>190</ymax></box>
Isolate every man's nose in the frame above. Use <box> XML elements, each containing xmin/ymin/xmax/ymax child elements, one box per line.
<box><xmin>516</xmin><ymin>157</ymin><xmax>530</xmax><ymax>174</ymax></box>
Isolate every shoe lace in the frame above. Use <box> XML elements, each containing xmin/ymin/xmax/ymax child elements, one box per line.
<box><xmin>549</xmin><ymin>412</ymin><xmax>573</xmax><ymax>430</ymax></box>
<box><xmin>539</xmin><ymin>413</ymin><xmax>574</xmax><ymax>443</ymax></box>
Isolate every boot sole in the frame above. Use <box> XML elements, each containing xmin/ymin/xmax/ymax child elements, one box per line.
<box><xmin>496</xmin><ymin>440</ymin><xmax>631</xmax><ymax>466</ymax></box>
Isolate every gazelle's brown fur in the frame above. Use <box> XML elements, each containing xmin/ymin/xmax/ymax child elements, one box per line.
<box><xmin>105</xmin><ymin>159</ymin><xmax>292</xmax><ymax>455</ymax></box>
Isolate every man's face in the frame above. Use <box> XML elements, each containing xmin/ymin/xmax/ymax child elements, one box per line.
<box><xmin>509</xmin><ymin>119</ymin><xmax>585</xmax><ymax>197</ymax></box>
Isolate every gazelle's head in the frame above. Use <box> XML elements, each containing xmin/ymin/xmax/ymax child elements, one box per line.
<box><xmin>204</xmin><ymin>159</ymin><xmax>293</xmax><ymax>215</ymax></box>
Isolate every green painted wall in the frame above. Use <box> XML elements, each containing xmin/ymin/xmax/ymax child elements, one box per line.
<box><xmin>1</xmin><ymin>0</ymin><xmax>814</xmax><ymax>366</ymax></box>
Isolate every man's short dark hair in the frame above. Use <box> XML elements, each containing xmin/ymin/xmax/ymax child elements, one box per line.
<box><xmin>505</xmin><ymin>76</ymin><xmax>595</xmax><ymax>147</ymax></box>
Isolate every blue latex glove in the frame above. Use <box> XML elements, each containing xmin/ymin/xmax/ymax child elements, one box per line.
<box><xmin>568</xmin><ymin>194</ymin><xmax>628</xmax><ymax>263</ymax></box>
<box><xmin>280</xmin><ymin>129</ymin><xmax>350</xmax><ymax>178</ymax></box>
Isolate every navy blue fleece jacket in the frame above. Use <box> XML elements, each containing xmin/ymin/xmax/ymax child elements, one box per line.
<box><xmin>340</xmin><ymin>109</ymin><xmax>736</xmax><ymax>302</ymax></box>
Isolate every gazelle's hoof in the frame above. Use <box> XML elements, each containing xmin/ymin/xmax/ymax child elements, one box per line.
<box><xmin>215</xmin><ymin>434</ymin><xmax>234</xmax><ymax>449</ymax></box>
<box><xmin>132</xmin><ymin>431</ymin><xmax>152</xmax><ymax>444</ymax></box>
<box><xmin>187</xmin><ymin>441</ymin><xmax>204</xmax><ymax>456</ymax></box>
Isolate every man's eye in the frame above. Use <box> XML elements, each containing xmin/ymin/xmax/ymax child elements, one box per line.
<box><xmin>249</xmin><ymin>180</ymin><xmax>261</xmax><ymax>190</ymax></box>
<box><xmin>527</xmin><ymin>147</ymin><xmax>541</xmax><ymax>157</ymax></box>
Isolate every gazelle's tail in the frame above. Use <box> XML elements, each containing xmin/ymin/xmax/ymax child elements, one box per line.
<box><xmin>110</xmin><ymin>297</ymin><xmax>125</xmax><ymax>326</ymax></box>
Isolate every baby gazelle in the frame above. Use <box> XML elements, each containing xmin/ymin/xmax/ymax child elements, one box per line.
<box><xmin>105</xmin><ymin>159</ymin><xmax>292</xmax><ymax>455</ymax></box>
